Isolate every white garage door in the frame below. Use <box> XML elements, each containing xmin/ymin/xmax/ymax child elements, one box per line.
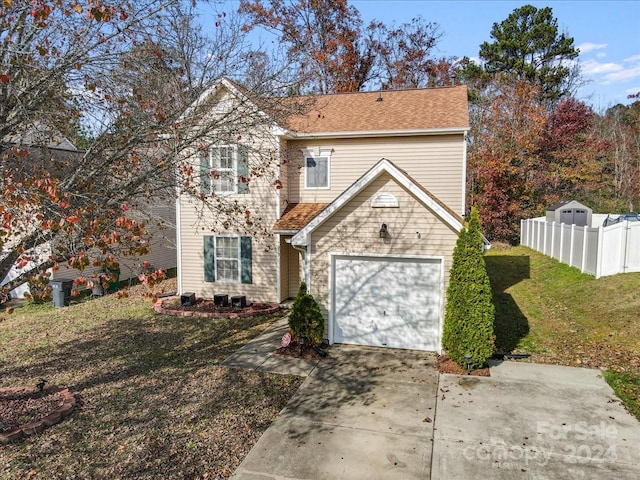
<box><xmin>331</xmin><ymin>255</ymin><xmax>442</xmax><ymax>351</ymax></box>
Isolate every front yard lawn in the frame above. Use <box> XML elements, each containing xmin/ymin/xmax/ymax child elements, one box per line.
<box><xmin>0</xmin><ymin>283</ymin><xmax>302</xmax><ymax>479</ymax></box>
<box><xmin>486</xmin><ymin>245</ymin><xmax>640</xmax><ymax>420</ymax></box>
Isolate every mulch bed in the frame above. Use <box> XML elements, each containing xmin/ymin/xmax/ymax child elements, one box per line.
<box><xmin>156</xmin><ymin>297</ymin><xmax>282</xmax><ymax>319</ymax></box>
<box><xmin>0</xmin><ymin>386</ymin><xmax>76</xmax><ymax>443</ymax></box>
<box><xmin>437</xmin><ymin>355</ymin><xmax>491</xmax><ymax>376</ymax></box>
<box><xmin>275</xmin><ymin>340</ymin><xmax>328</xmax><ymax>360</ymax></box>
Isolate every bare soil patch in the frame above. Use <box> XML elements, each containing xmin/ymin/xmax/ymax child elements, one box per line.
<box><xmin>437</xmin><ymin>355</ymin><xmax>490</xmax><ymax>376</ymax></box>
<box><xmin>275</xmin><ymin>340</ymin><xmax>328</xmax><ymax>360</ymax></box>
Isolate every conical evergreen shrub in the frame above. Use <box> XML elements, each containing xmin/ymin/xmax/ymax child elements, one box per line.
<box><xmin>442</xmin><ymin>206</ymin><xmax>495</xmax><ymax>369</ymax></box>
<box><xmin>288</xmin><ymin>282</ymin><xmax>324</xmax><ymax>346</ymax></box>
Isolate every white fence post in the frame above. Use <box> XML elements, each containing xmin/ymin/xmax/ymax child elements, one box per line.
<box><xmin>581</xmin><ymin>226</ymin><xmax>588</xmax><ymax>274</ymax></box>
<box><xmin>595</xmin><ymin>226</ymin><xmax>604</xmax><ymax>279</ymax></box>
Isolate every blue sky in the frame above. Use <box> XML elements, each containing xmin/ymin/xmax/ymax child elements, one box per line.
<box><xmin>209</xmin><ymin>1</ymin><xmax>640</xmax><ymax>110</ymax></box>
<box><xmin>350</xmin><ymin>0</ymin><xmax>640</xmax><ymax>110</ymax></box>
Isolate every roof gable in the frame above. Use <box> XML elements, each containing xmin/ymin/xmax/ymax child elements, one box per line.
<box><xmin>181</xmin><ymin>78</ymin><xmax>469</xmax><ymax>138</ymax></box>
<box><xmin>291</xmin><ymin>159</ymin><xmax>465</xmax><ymax>246</ymax></box>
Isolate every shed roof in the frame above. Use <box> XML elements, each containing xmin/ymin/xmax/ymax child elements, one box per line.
<box><xmin>273</xmin><ymin>203</ymin><xmax>329</xmax><ymax>232</ymax></box>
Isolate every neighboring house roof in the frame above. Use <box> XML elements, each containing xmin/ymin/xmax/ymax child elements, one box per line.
<box><xmin>290</xmin><ymin>158</ymin><xmax>466</xmax><ymax>246</ymax></box>
<box><xmin>6</xmin><ymin>122</ymin><xmax>78</xmax><ymax>151</ymax></box>
<box><xmin>272</xmin><ymin>203</ymin><xmax>329</xmax><ymax>233</ymax></box>
<box><xmin>282</xmin><ymin>86</ymin><xmax>470</xmax><ymax>136</ymax></box>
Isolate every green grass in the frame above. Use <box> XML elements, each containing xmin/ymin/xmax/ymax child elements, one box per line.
<box><xmin>0</xmin><ymin>287</ymin><xmax>302</xmax><ymax>479</ymax></box>
<box><xmin>486</xmin><ymin>245</ymin><xmax>640</xmax><ymax>420</ymax></box>
<box><xmin>603</xmin><ymin>371</ymin><xmax>640</xmax><ymax>419</ymax></box>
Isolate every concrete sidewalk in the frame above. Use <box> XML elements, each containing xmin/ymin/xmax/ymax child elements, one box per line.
<box><xmin>224</xmin><ymin>321</ymin><xmax>640</xmax><ymax>479</ymax></box>
<box><xmin>222</xmin><ymin>316</ymin><xmax>320</xmax><ymax>377</ymax></box>
<box><xmin>432</xmin><ymin>361</ymin><xmax>640</xmax><ymax>479</ymax></box>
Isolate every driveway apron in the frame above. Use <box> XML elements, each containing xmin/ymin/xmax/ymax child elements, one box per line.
<box><xmin>231</xmin><ymin>346</ymin><xmax>439</xmax><ymax>479</ymax></box>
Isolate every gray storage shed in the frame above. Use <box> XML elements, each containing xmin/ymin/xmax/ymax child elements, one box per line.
<box><xmin>546</xmin><ymin>200</ymin><xmax>592</xmax><ymax>226</ymax></box>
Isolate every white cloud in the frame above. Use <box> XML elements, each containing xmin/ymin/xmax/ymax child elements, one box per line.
<box><xmin>624</xmin><ymin>54</ymin><xmax>640</xmax><ymax>63</ymax></box>
<box><xmin>625</xmin><ymin>86</ymin><xmax>640</xmax><ymax>97</ymax></box>
<box><xmin>581</xmin><ymin>59</ymin><xmax>623</xmax><ymax>75</ymax></box>
<box><xmin>605</xmin><ymin>65</ymin><xmax>640</xmax><ymax>83</ymax></box>
<box><xmin>596</xmin><ymin>52</ymin><xmax>607</xmax><ymax>58</ymax></box>
<box><xmin>577</xmin><ymin>42</ymin><xmax>608</xmax><ymax>54</ymax></box>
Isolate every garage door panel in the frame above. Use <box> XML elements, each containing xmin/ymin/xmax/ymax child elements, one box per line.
<box><xmin>332</xmin><ymin>256</ymin><xmax>442</xmax><ymax>352</ymax></box>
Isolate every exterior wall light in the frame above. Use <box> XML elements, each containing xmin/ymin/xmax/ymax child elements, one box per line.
<box><xmin>379</xmin><ymin>223</ymin><xmax>388</xmax><ymax>238</ymax></box>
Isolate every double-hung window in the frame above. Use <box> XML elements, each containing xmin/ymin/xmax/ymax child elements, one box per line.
<box><xmin>212</xmin><ymin>146</ymin><xmax>236</xmax><ymax>193</ymax></box>
<box><xmin>200</xmin><ymin>144</ymin><xmax>249</xmax><ymax>194</ymax></box>
<box><xmin>215</xmin><ymin>236</ymin><xmax>240</xmax><ymax>282</ymax></box>
<box><xmin>303</xmin><ymin>148</ymin><xmax>332</xmax><ymax>189</ymax></box>
<box><xmin>204</xmin><ymin>235</ymin><xmax>252</xmax><ymax>284</ymax></box>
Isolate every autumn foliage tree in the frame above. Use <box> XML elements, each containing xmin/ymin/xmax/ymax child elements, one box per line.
<box><xmin>595</xmin><ymin>99</ymin><xmax>640</xmax><ymax>211</ymax></box>
<box><xmin>0</xmin><ymin>0</ymin><xmax>297</xmax><ymax>300</ymax></box>
<box><xmin>536</xmin><ymin>97</ymin><xmax>606</xmax><ymax>207</ymax></box>
<box><xmin>239</xmin><ymin>1</ymin><xmax>450</xmax><ymax>93</ymax></box>
<box><xmin>467</xmin><ymin>78</ymin><xmax>547</xmax><ymax>243</ymax></box>
<box><xmin>239</xmin><ymin>0</ymin><xmax>374</xmax><ymax>93</ymax></box>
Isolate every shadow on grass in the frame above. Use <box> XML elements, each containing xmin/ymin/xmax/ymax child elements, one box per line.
<box><xmin>485</xmin><ymin>254</ymin><xmax>531</xmax><ymax>353</ymax></box>
<box><xmin>0</xmin><ymin>311</ymin><xmax>305</xmax><ymax>478</ymax></box>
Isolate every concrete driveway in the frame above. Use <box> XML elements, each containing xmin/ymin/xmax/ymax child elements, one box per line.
<box><xmin>231</xmin><ymin>345</ymin><xmax>438</xmax><ymax>479</ymax></box>
<box><xmin>227</xmin><ymin>319</ymin><xmax>640</xmax><ymax>479</ymax></box>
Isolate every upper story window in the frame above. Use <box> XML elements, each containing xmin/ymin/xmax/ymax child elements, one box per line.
<box><xmin>303</xmin><ymin>147</ymin><xmax>332</xmax><ymax>189</ymax></box>
<box><xmin>200</xmin><ymin>144</ymin><xmax>249</xmax><ymax>194</ymax></box>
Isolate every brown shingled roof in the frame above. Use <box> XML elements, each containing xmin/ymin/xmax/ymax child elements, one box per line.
<box><xmin>273</xmin><ymin>203</ymin><xmax>329</xmax><ymax>232</ymax></box>
<box><xmin>283</xmin><ymin>86</ymin><xmax>469</xmax><ymax>134</ymax></box>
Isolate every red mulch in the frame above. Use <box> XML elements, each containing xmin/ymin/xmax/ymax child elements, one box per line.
<box><xmin>437</xmin><ymin>355</ymin><xmax>491</xmax><ymax>376</ymax></box>
<box><xmin>163</xmin><ymin>297</ymin><xmax>277</xmax><ymax>314</ymax></box>
<box><xmin>275</xmin><ymin>340</ymin><xmax>328</xmax><ymax>360</ymax></box>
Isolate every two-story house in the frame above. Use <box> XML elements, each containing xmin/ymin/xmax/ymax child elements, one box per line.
<box><xmin>177</xmin><ymin>78</ymin><xmax>469</xmax><ymax>353</ymax></box>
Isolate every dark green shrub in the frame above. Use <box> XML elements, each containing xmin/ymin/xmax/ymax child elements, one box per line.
<box><xmin>442</xmin><ymin>206</ymin><xmax>495</xmax><ymax>369</ymax></box>
<box><xmin>288</xmin><ymin>282</ymin><xmax>324</xmax><ymax>346</ymax></box>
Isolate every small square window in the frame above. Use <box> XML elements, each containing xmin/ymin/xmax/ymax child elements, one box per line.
<box><xmin>305</xmin><ymin>156</ymin><xmax>329</xmax><ymax>189</ymax></box>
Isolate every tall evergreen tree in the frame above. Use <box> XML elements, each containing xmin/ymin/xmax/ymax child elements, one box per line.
<box><xmin>478</xmin><ymin>4</ymin><xmax>579</xmax><ymax>103</ymax></box>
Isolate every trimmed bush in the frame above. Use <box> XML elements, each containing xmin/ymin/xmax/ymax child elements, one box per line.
<box><xmin>288</xmin><ymin>282</ymin><xmax>324</xmax><ymax>346</ymax></box>
<box><xmin>442</xmin><ymin>206</ymin><xmax>495</xmax><ymax>369</ymax></box>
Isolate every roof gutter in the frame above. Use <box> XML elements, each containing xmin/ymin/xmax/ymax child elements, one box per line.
<box><xmin>279</xmin><ymin>126</ymin><xmax>469</xmax><ymax>140</ymax></box>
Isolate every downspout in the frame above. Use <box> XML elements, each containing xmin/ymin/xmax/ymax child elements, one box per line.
<box><xmin>275</xmin><ymin>141</ymin><xmax>282</xmax><ymax>302</ymax></box>
<box><xmin>462</xmin><ymin>130</ymin><xmax>468</xmax><ymax>216</ymax></box>
<box><xmin>291</xmin><ymin>236</ymin><xmax>311</xmax><ymax>288</ymax></box>
<box><xmin>175</xmin><ymin>194</ymin><xmax>183</xmax><ymax>294</ymax></box>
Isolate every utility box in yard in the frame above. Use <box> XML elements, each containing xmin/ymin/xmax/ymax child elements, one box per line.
<box><xmin>50</xmin><ymin>280</ymin><xmax>73</xmax><ymax>307</ymax></box>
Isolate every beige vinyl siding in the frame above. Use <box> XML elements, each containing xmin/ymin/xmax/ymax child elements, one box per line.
<box><xmin>287</xmin><ymin>242</ymin><xmax>301</xmax><ymax>299</ymax></box>
<box><xmin>179</xmin><ymin>218</ymin><xmax>278</xmax><ymax>301</ymax></box>
<box><xmin>307</xmin><ymin>172</ymin><xmax>459</xmax><ymax>328</ymax></box>
<box><xmin>279</xmin><ymin>236</ymin><xmax>290</xmax><ymax>301</ymax></box>
<box><xmin>278</xmin><ymin>137</ymin><xmax>289</xmax><ymax>216</ymax></box>
<box><xmin>178</xmin><ymin>125</ymin><xmax>281</xmax><ymax>302</ymax></box>
<box><xmin>277</xmin><ymin>237</ymin><xmax>302</xmax><ymax>301</ymax></box>
<box><xmin>286</xmin><ymin>135</ymin><xmax>465</xmax><ymax>214</ymax></box>
<box><xmin>51</xmin><ymin>201</ymin><xmax>176</xmax><ymax>286</ymax></box>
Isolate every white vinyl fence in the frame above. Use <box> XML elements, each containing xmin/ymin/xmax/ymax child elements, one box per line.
<box><xmin>520</xmin><ymin>217</ymin><xmax>640</xmax><ymax>278</ymax></box>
